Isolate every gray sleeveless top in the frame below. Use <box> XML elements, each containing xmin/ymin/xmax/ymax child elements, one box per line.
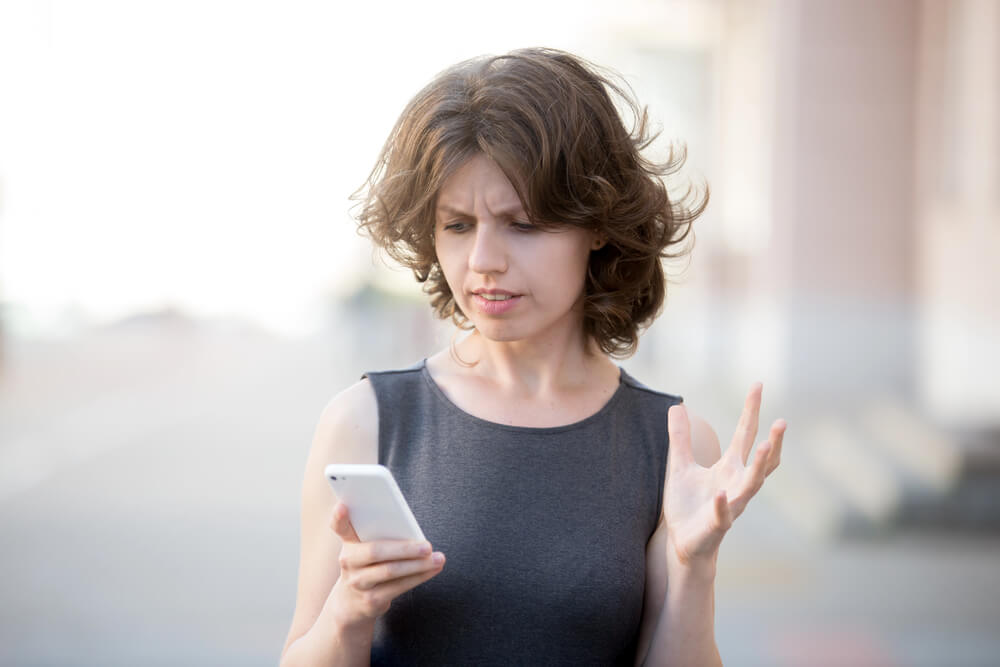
<box><xmin>364</xmin><ymin>360</ymin><xmax>683</xmax><ymax>666</ymax></box>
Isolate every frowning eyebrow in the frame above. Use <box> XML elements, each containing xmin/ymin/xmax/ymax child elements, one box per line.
<box><xmin>435</xmin><ymin>203</ymin><xmax>526</xmax><ymax>218</ymax></box>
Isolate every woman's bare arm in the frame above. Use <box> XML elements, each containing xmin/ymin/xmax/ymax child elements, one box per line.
<box><xmin>638</xmin><ymin>388</ymin><xmax>785</xmax><ymax>666</ymax></box>
<box><xmin>280</xmin><ymin>379</ymin><xmax>379</xmax><ymax>666</ymax></box>
<box><xmin>280</xmin><ymin>378</ymin><xmax>446</xmax><ymax>666</ymax></box>
<box><xmin>635</xmin><ymin>411</ymin><xmax>724</xmax><ymax>667</ymax></box>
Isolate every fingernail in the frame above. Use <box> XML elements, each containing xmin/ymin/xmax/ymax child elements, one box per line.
<box><xmin>432</xmin><ymin>552</ymin><xmax>445</xmax><ymax>564</ymax></box>
<box><xmin>419</xmin><ymin>542</ymin><xmax>431</xmax><ymax>555</ymax></box>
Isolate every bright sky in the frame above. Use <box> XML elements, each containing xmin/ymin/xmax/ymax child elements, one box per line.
<box><xmin>0</xmin><ymin>0</ymin><xmax>716</xmax><ymax>336</ymax></box>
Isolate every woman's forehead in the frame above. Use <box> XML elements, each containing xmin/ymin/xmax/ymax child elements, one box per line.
<box><xmin>436</xmin><ymin>155</ymin><xmax>525</xmax><ymax>214</ymax></box>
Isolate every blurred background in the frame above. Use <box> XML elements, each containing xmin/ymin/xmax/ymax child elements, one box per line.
<box><xmin>1</xmin><ymin>0</ymin><xmax>998</xmax><ymax>665</ymax></box>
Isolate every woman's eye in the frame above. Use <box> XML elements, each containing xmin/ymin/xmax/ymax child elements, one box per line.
<box><xmin>443</xmin><ymin>221</ymin><xmax>469</xmax><ymax>232</ymax></box>
<box><xmin>511</xmin><ymin>221</ymin><xmax>536</xmax><ymax>232</ymax></box>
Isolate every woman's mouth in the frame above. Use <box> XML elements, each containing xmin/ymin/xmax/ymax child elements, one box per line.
<box><xmin>472</xmin><ymin>292</ymin><xmax>521</xmax><ymax>315</ymax></box>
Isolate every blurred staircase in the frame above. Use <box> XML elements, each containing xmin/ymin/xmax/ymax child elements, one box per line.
<box><xmin>762</xmin><ymin>397</ymin><xmax>1000</xmax><ymax>540</ymax></box>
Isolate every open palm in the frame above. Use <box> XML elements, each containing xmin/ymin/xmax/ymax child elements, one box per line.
<box><xmin>664</xmin><ymin>384</ymin><xmax>786</xmax><ymax>568</ymax></box>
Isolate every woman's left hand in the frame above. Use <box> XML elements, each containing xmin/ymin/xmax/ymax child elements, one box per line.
<box><xmin>664</xmin><ymin>383</ymin><xmax>786</xmax><ymax>573</ymax></box>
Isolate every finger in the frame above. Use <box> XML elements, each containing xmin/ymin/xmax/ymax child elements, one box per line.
<box><xmin>330</xmin><ymin>502</ymin><xmax>361</xmax><ymax>543</ymax></box>
<box><xmin>340</xmin><ymin>539</ymin><xmax>433</xmax><ymax>569</ymax></box>
<box><xmin>370</xmin><ymin>555</ymin><xmax>446</xmax><ymax>600</ymax></box>
<box><xmin>351</xmin><ymin>558</ymin><xmax>446</xmax><ymax>619</ymax></box>
<box><xmin>714</xmin><ymin>489</ymin><xmax>733</xmax><ymax>532</ymax></box>
<box><xmin>351</xmin><ymin>553</ymin><xmax>445</xmax><ymax>591</ymax></box>
<box><xmin>674</xmin><ymin>491</ymin><xmax>732</xmax><ymax>562</ymax></box>
<box><xmin>743</xmin><ymin>439</ymin><xmax>772</xmax><ymax>497</ymax></box>
<box><xmin>733</xmin><ymin>382</ymin><xmax>763</xmax><ymax>465</ymax></box>
<box><xmin>765</xmin><ymin>419</ymin><xmax>786</xmax><ymax>475</ymax></box>
<box><xmin>729</xmin><ymin>439</ymin><xmax>771</xmax><ymax>507</ymax></box>
<box><xmin>667</xmin><ymin>403</ymin><xmax>694</xmax><ymax>469</ymax></box>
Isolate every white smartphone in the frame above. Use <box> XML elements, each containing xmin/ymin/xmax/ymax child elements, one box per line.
<box><xmin>324</xmin><ymin>464</ymin><xmax>425</xmax><ymax>543</ymax></box>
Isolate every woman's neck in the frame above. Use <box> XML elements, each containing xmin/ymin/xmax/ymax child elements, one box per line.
<box><xmin>452</xmin><ymin>327</ymin><xmax>614</xmax><ymax>397</ymax></box>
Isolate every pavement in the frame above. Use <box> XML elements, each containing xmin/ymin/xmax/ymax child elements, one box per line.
<box><xmin>1</xmin><ymin>311</ymin><xmax>998</xmax><ymax>666</ymax></box>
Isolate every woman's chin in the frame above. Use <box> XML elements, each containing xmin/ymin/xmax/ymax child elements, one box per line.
<box><xmin>468</xmin><ymin>323</ymin><xmax>522</xmax><ymax>343</ymax></box>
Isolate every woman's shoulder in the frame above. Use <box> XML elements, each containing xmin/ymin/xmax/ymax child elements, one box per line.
<box><xmin>311</xmin><ymin>377</ymin><xmax>379</xmax><ymax>463</ymax></box>
<box><xmin>361</xmin><ymin>359</ymin><xmax>430</xmax><ymax>405</ymax></box>
<box><xmin>614</xmin><ymin>370</ymin><xmax>721</xmax><ymax>467</ymax></box>
<box><xmin>362</xmin><ymin>358</ymin><xmax>427</xmax><ymax>379</ymax></box>
<box><xmin>617</xmin><ymin>367</ymin><xmax>684</xmax><ymax>404</ymax></box>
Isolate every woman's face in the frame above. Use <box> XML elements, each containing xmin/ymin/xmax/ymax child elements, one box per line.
<box><xmin>433</xmin><ymin>154</ymin><xmax>599</xmax><ymax>344</ymax></box>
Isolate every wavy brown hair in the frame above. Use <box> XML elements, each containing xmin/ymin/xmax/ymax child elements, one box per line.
<box><xmin>352</xmin><ymin>47</ymin><xmax>708</xmax><ymax>357</ymax></box>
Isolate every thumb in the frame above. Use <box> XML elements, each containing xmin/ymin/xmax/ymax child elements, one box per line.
<box><xmin>330</xmin><ymin>502</ymin><xmax>361</xmax><ymax>543</ymax></box>
<box><xmin>713</xmin><ymin>490</ymin><xmax>733</xmax><ymax>533</ymax></box>
<box><xmin>667</xmin><ymin>403</ymin><xmax>694</xmax><ymax>470</ymax></box>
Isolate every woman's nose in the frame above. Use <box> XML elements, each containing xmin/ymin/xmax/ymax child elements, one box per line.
<box><xmin>468</xmin><ymin>225</ymin><xmax>508</xmax><ymax>274</ymax></box>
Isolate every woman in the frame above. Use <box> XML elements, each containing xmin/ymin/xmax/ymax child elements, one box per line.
<box><xmin>281</xmin><ymin>47</ymin><xmax>786</xmax><ymax>666</ymax></box>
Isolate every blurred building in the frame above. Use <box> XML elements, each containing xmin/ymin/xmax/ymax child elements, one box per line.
<box><xmin>605</xmin><ymin>0</ymin><xmax>1000</xmax><ymax>537</ymax></box>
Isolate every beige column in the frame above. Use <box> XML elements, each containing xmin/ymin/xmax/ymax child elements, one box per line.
<box><xmin>915</xmin><ymin>0</ymin><xmax>1000</xmax><ymax>428</ymax></box>
<box><xmin>758</xmin><ymin>0</ymin><xmax>920</xmax><ymax>414</ymax></box>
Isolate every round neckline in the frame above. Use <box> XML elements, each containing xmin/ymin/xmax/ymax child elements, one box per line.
<box><xmin>418</xmin><ymin>358</ymin><xmax>629</xmax><ymax>434</ymax></box>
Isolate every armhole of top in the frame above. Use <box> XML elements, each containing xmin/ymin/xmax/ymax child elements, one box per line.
<box><xmin>360</xmin><ymin>372</ymin><xmax>385</xmax><ymax>465</ymax></box>
<box><xmin>360</xmin><ymin>362</ymin><xmax>425</xmax><ymax>465</ymax></box>
<box><xmin>655</xmin><ymin>394</ymin><xmax>684</xmax><ymax>530</ymax></box>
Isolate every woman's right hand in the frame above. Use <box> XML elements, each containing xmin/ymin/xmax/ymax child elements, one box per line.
<box><xmin>327</xmin><ymin>502</ymin><xmax>446</xmax><ymax>629</ymax></box>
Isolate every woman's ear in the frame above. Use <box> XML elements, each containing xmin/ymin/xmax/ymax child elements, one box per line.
<box><xmin>591</xmin><ymin>233</ymin><xmax>608</xmax><ymax>250</ymax></box>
